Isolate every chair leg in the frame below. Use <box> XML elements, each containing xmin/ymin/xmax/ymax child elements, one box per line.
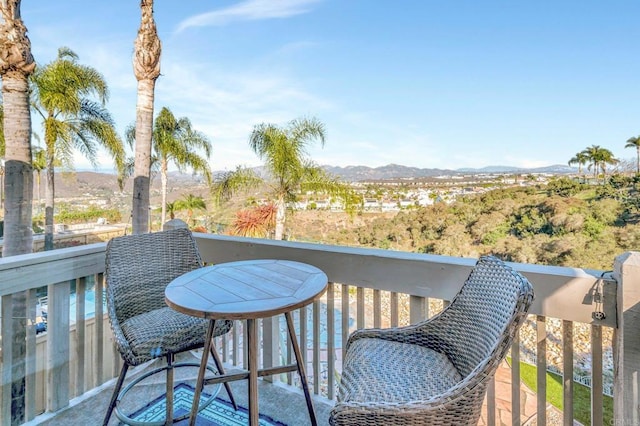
<box><xmin>166</xmin><ymin>354</ymin><xmax>174</xmax><ymax>425</ymax></box>
<box><xmin>103</xmin><ymin>362</ymin><xmax>129</xmax><ymax>426</ymax></box>
<box><xmin>209</xmin><ymin>341</ymin><xmax>238</xmax><ymax>410</ymax></box>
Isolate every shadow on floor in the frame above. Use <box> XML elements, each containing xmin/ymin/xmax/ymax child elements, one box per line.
<box><xmin>33</xmin><ymin>352</ymin><xmax>334</xmax><ymax>426</ymax></box>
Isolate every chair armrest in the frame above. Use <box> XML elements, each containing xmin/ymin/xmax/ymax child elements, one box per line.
<box><xmin>346</xmin><ymin>316</ymin><xmax>440</xmax><ymax>350</ymax></box>
<box><xmin>106</xmin><ymin>300</ymin><xmax>135</xmax><ymax>365</ymax></box>
<box><xmin>345</xmin><ymin>312</ymin><xmax>447</xmax><ymax>353</ymax></box>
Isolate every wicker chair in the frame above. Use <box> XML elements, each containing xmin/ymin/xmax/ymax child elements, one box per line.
<box><xmin>102</xmin><ymin>228</ymin><xmax>235</xmax><ymax>425</ymax></box>
<box><xmin>329</xmin><ymin>255</ymin><xmax>534</xmax><ymax>425</ymax></box>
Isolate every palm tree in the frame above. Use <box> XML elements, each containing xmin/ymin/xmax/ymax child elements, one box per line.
<box><xmin>31</xmin><ymin>47</ymin><xmax>125</xmax><ymax>250</ymax></box>
<box><xmin>132</xmin><ymin>0</ymin><xmax>161</xmax><ymax>234</ymax></box>
<box><xmin>0</xmin><ymin>0</ymin><xmax>35</xmax><ymax>257</ymax></box>
<box><xmin>568</xmin><ymin>152</ymin><xmax>588</xmax><ymax>181</ymax></box>
<box><xmin>32</xmin><ymin>145</ymin><xmax>46</xmax><ymax>214</ymax></box>
<box><xmin>165</xmin><ymin>200</ymin><xmax>177</xmax><ymax>220</ymax></box>
<box><xmin>582</xmin><ymin>145</ymin><xmax>603</xmax><ymax>181</ymax></box>
<box><xmin>176</xmin><ymin>193</ymin><xmax>206</xmax><ymax>226</ymax></box>
<box><xmin>582</xmin><ymin>145</ymin><xmax>617</xmax><ymax>184</ymax></box>
<box><xmin>0</xmin><ymin>2</ymin><xmax>33</xmax><ymax>421</ymax></box>
<box><xmin>213</xmin><ymin>117</ymin><xmax>358</xmax><ymax>240</ymax></box>
<box><xmin>125</xmin><ymin>107</ymin><xmax>212</xmax><ymax>225</ymax></box>
<box><xmin>625</xmin><ymin>136</ymin><xmax>640</xmax><ymax>174</ymax></box>
<box><xmin>597</xmin><ymin>148</ymin><xmax>618</xmax><ymax>182</ymax></box>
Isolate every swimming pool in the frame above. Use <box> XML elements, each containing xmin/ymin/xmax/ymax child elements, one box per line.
<box><xmin>36</xmin><ymin>286</ymin><xmax>105</xmax><ymax>333</ymax></box>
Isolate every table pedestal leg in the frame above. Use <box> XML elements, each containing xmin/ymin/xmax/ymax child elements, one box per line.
<box><xmin>285</xmin><ymin>312</ymin><xmax>317</xmax><ymax>426</ymax></box>
<box><xmin>209</xmin><ymin>342</ymin><xmax>238</xmax><ymax>410</ymax></box>
<box><xmin>189</xmin><ymin>319</ymin><xmax>215</xmax><ymax>426</ymax></box>
<box><xmin>247</xmin><ymin>318</ymin><xmax>259</xmax><ymax>426</ymax></box>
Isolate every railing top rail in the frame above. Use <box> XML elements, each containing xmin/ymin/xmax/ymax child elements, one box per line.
<box><xmin>0</xmin><ymin>233</ymin><xmax>617</xmax><ymax>327</ymax></box>
<box><xmin>0</xmin><ymin>242</ymin><xmax>107</xmax><ymax>297</ymax></box>
<box><xmin>194</xmin><ymin>233</ymin><xmax>616</xmax><ymax>327</ymax></box>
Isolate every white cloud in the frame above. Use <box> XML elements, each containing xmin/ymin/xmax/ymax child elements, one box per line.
<box><xmin>150</xmin><ymin>59</ymin><xmax>331</xmax><ymax>170</ymax></box>
<box><xmin>508</xmin><ymin>158</ymin><xmax>551</xmax><ymax>169</ymax></box>
<box><xmin>176</xmin><ymin>0</ymin><xmax>322</xmax><ymax>32</ymax></box>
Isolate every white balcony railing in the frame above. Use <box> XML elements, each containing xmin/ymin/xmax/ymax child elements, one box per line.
<box><xmin>1</xmin><ymin>232</ymin><xmax>638</xmax><ymax>425</ymax></box>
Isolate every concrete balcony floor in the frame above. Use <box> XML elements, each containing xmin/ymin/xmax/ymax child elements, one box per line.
<box><xmin>33</xmin><ymin>351</ymin><xmax>334</xmax><ymax>426</ymax></box>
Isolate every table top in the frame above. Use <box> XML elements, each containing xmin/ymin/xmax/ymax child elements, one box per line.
<box><xmin>165</xmin><ymin>259</ymin><xmax>328</xmax><ymax>320</ymax></box>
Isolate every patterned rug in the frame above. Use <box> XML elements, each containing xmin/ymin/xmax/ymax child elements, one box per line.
<box><xmin>128</xmin><ymin>383</ymin><xmax>287</xmax><ymax>425</ymax></box>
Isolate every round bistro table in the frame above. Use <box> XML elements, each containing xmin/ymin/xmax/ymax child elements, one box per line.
<box><xmin>165</xmin><ymin>259</ymin><xmax>328</xmax><ymax>426</ymax></box>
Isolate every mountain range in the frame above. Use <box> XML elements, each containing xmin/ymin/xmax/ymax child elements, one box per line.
<box><xmin>76</xmin><ymin>163</ymin><xmax>576</xmax><ymax>196</ymax></box>
<box><xmin>320</xmin><ymin>163</ymin><xmax>575</xmax><ymax>181</ymax></box>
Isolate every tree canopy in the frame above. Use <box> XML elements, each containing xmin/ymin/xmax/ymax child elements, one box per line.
<box><xmin>124</xmin><ymin>106</ymin><xmax>212</xmax><ymax>224</ymax></box>
<box><xmin>213</xmin><ymin>116</ymin><xmax>359</xmax><ymax>240</ymax></box>
<box><xmin>31</xmin><ymin>47</ymin><xmax>124</xmax><ymax>249</ymax></box>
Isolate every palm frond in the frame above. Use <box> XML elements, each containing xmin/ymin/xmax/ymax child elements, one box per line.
<box><xmin>32</xmin><ymin>47</ymin><xmax>123</xmax><ymax>173</ymax></box>
<box><xmin>125</xmin><ymin>123</ymin><xmax>136</xmax><ymax>149</ymax></box>
<box><xmin>625</xmin><ymin>136</ymin><xmax>640</xmax><ymax>149</ymax></box>
<box><xmin>212</xmin><ymin>166</ymin><xmax>262</xmax><ymax>205</ymax></box>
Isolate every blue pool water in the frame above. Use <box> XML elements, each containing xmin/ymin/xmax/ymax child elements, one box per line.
<box><xmin>36</xmin><ymin>287</ymin><xmax>105</xmax><ymax>333</ymax></box>
<box><xmin>69</xmin><ymin>290</ymin><xmax>100</xmax><ymax>320</ymax></box>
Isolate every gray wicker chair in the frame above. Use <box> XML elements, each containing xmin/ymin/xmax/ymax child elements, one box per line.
<box><xmin>329</xmin><ymin>255</ymin><xmax>534</xmax><ymax>425</ymax></box>
<box><xmin>102</xmin><ymin>228</ymin><xmax>235</xmax><ymax>425</ymax></box>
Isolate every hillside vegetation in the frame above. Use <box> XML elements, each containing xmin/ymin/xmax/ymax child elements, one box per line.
<box><xmin>287</xmin><ymin>177</ymin><xmax>640</xmax><ymax>270</ymax></box>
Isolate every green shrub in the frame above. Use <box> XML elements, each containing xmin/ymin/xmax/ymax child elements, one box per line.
<box><xmin>55</xmin><ymin>206</ymin><xmax>122</xmax><ymax>224</ymax></box>
<box><xmin>547</xmin><ymin>178</ymin><xmax>582</xmax><ymax>197</ymax></box>
<box><xmin>582</xmin><ymin>216</ymin><xmax>605</xmax><ymax>238</ymax></box>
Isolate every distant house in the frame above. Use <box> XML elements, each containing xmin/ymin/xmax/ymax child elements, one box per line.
<box><xmin>399</xmin><ymin>199</ymin><xmax>414</xmax><ymax>208</ymax></box>
<box><xmin>314</xmin><ymin>200</ymin><xmax>329</xmax><ymax>209</ymax></box>
<box><xmin>363</xmin><ymin>199</ymin><xmax>380</xmax><ymax>210</ymax></box>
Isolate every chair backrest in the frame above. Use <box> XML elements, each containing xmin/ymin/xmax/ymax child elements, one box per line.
<box><xmin>105</xmin><ymin>228</ymin><xmax>203</xmax><ymax>324</ymax></box>
<box><xmin>422</xmin><ymin>255</ymin><xmax>534</xmax><ymax>378</ymax></box>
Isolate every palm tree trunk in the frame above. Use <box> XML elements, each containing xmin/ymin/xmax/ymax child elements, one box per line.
<box><xmin>160</xmin><ymin>157</ymin><xmax>168</xmax><ymax>225</ymax></box>
<box><xmin>578</xmin><ymin>164</ymin><xmax>583</xmax><ymax>183</ymax></box>
<box><xmin>274</xmin><ymin>196</ymin><xmax>286</xmax><ymax>240</ymax></box>
<box><xmin>2</xmin><ymin>75</ymin><xmax>33</xmax><ymax>256</ymax></box>
<box><xmin>44</xmin><ymin>118</ymin><xmax>56</xmax><ymax>250</ymax></box>
<box><xmin>37</xmin><ymin>171</ymin><xmax>41</xmax><ymax>213</ymax></box>
<box><xmin>1</xmin><ymin>75</ymin><xmax>33</xmax><ymax>425</ymax></box>
<box><xmin>132</xmin><ymin>0</ymin><xmax>161</xmax><ymax>234</ymax></box>
<box><xmin>44</xmin><ymin>150</ymin><xmax>55</xmax><ymax>250</ymax></box>
<box><xmin>0</xmin><ymin>2</ymin><xmax>35</xmax><ymax>422</ymax></box>
<box><xmin>0</xmin><ymin>165</ymin><xmax>3</xmax><ymax>211</ymax></box>
<box><xmin>0</xmin><ymin>165</ymin><xmax>4</xmax><ymax>210</ymax></box>
<box><xmin>132</xmin><ymin>79</ymin><xmax>155</xmax><ymax>234</ymax></box>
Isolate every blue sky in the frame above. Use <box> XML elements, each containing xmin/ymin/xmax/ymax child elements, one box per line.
<box><xmin>19</xmin><ymin>0</ymin><xmax>640</xmax><ymax>172</ymax></box>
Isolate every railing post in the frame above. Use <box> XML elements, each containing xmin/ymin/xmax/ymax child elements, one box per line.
<box><xmin>1</xmin><ymin>294</ymin><xmax>12</xmax><ymax>426</ymax></box>
<box><xmin>613</xmin><ymin>251</ymin><xmax>640</xmax><ymax>424</ymax></box>
<box><xmin>162</xmin><ymin>219</ymin><xmax>188</xmax><ymax>231</ymax></box>
<box><xmin>47</xmin><ymin>281</ymin><xmax>71</xmax><ymax>412</ymax></box>
<box><xmin>262</xmin><ymin>317</ymin><xmax>280</xmax><ymax>383</ymax></box>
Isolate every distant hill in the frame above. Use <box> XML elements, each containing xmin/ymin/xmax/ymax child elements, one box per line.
<box><xmin>322</xmin><ymin>163</ymin><xmax>576</xmax><ymax>181</ymax></box>
<box><xmin>456</xmin><ymin>164</ymin><xmax>575</xmax><ymax>174</ymax></box>
<box><xmin>322</xmin><ymin>164</ymin><xmax>451</xmax><ymax>181</ymax></box>
<box><xmin>68</xmin><ymin>163</ymin><xmax>576</xmax><ymax>195</ymax></box>
<box><xmin>52</xmin><ymin>170</ymin><xmax>209</xmax><ymax>199</ymax></box>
